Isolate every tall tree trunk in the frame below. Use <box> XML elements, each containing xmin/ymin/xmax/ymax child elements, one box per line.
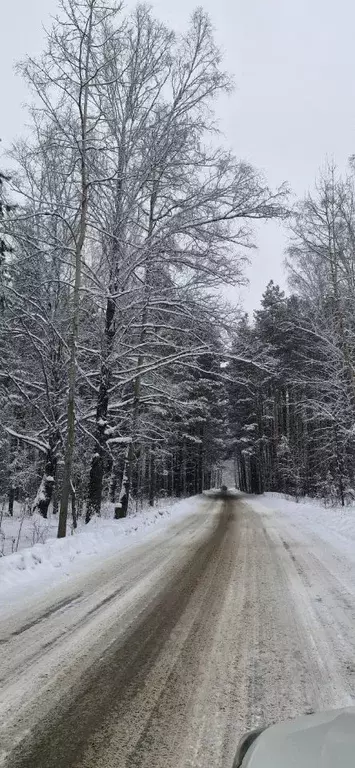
<box><xmin>53</xmin><ymin>459</ymin><xmax>63</xmax><ymax>516</ymax></box>
<box><xmin>8</xmin><ymin>486</ymin><xmax>15</xmax><ymax>517</ymax></box>
<box><xmin>334</xmin><ymin>426</ymin><xmax>345</xmax><ymax>506</ymax></box>
<box><xmin>109</xmin><ymin>455</ymin><xmax>120</xmax><ymax>503</ymax></box>
<box><xmin>116</xmin><ymin>187</ymin><xmax>157</xmax><ymax>516</ymax></box>
<box><xmin>167</xmin><ymin>454</ymin><xmax>173</xmax><ymax>497</ymax></box>
<box><xmin>71</xmin><ymin>482</ymin><xmax>78</xmax><ymax>529</ymax></box>
<box><xmin>116</xmin><ymin>442</ymin><xmax>132</xmax><ymax>518</ymax></box>
<box><xmin>32</xmin><ymin>450</ymin><xmax>56</xmax><ymax>519</ymax></box>
<box><xmin>175</xmin><ymin>450</ymin><xmax>182</xmax><ymax>498</ymax></box>
<box><xmin>149</xmin><ymin>450</ymin><xmax>156</xmax><ymax>507</ymax></box>
<box><xmin>57</xmin><ymin>4</ymin><xmax>93</xmax><ymax>538</ymax></box>
<box><xmin>86</xmin><ymin>363</ymin><xmax>110</xmax><ymax>522</ymax></box>
<box><xmin>86</xmin><ymin>172</ymin><xmax>125</xmax><ymax>522</ymax></box>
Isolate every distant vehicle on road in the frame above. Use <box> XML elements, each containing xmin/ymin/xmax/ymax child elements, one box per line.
<box><xmin>220</xmin><ymin>485</ymin><xmax>228</xmax><ymax>495</ymax></box>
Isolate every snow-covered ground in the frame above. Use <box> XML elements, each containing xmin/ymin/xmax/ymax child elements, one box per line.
<box><xmin>0</xmin><ymin>495</ymin><xmax>221</xmax><ymax>766</ymax></box>
<box><xmin>244</xmin><ymin>491</ymin><xmax>355</xmax><ymax>713</ymax></box>
<box><xmin>1</xmin><ymin>492</ymin><xmax>355</xmax><ymax>767</ymax></box>
<box><xmin>0</xmin><ymin>495</ymin><xmax>206</xmax><ymax>612</ymax></box>
<box><xmin>3</xmin><ymin>490</ymin><xmax>355</xmax><ymax>615</ymax></box>
<box><xmin>249</xmin><ymin>491</ymin><xmax>355</xmax><ymax>562</ymax></box>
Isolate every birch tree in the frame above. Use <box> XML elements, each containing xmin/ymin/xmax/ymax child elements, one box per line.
<box><xmin>0</xmin><ymin>1</ymin><xmax>288</xmax><ymax>526</ymax></box>
<box><xmin>110</xmin><ymin>9</ymin><xmax>287</xmax><ymax>517</ymax></box>
<box><xmin>86</xmin><ymin>7</ymin><xmax>174</xmax><ymax>519</ymax></box>
<box><xmin>16</xmin><ymin>0</ymin><xmax>123</xmax><ymax>535</ymax></box>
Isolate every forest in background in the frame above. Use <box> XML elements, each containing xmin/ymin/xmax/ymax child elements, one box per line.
<box><xmin>230</xmin><ymin>165</ymin><xmax>355</xmax><ymax>505</ymax></box>
<box><xmin>1</xmin><ymin>0</ymin><xmax>353</xmax><ymax>543</ymax></box>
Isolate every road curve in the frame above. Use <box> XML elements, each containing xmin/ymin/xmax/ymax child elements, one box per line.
<box><xmin>1</xmin><ymin>496</ymin><xmax>354</xmax><ymax>768</ymax></box>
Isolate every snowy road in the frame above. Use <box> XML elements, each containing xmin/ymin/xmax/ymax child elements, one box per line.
<box><xmin>1</xmin><ymin>495</ymin><xmax>354</xmax><ymax>768</ymax></box>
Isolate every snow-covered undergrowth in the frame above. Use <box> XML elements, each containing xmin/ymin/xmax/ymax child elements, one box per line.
<box><xmin>0</xmin><ymin>504</ymin><xmax>54</xmax><ymax>557</ymax></box>
<box><xmin>0</xmin><ymin>496</ymin><xmax>203</xmax><ymax>602</ymax></box>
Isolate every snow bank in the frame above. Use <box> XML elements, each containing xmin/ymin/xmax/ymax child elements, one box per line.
<box><xmin>247</xmin><ymin>492</ymin><xmax>355</xmax><ymax>562</ymax></box>
<box><xmin>0</xmin><ymin>496</ymin><xmax>204</xmax><ymax>607</ymax></box>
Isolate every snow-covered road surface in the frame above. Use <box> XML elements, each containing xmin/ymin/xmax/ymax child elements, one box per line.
<box><xmin>1</xmin><ymin>494</ymin><xmax>355</xmax><ymax>768</ymax></box>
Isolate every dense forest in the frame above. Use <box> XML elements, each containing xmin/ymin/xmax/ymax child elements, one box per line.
<box><xmin>1</xmin><ymin>0</ymin><xmax>353</xmax><ymax>543</ymax></box>
<box><xmin>230</xmin><ymin>166</ymin><xmax>355</xmax><ymax>506</ymax></box>
<box><xmin>0</xmin><ymin>0</ymin><xmax>286</xmax><ymax>537</ymax></box>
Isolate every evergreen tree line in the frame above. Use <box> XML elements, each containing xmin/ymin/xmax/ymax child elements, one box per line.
<box><xmin>0</xmin><ymin>0</ymin><xmax>285</xmax><ymax>535</ymax></box>
<box><xmin>228</xmin><ymin>164</ymin><xmax>355</xmax><ymax>506</ymax></box>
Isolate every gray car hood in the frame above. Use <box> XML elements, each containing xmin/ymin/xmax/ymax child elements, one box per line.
<box><xmin>241</xmin><ymin>707</ymin><xmax>355</xmax><ymax>767</ymax></box>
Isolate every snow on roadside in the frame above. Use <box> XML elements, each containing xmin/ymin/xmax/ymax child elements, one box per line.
<box><xmin>0</xmin><ymin>498</ymin><xmax>193</xmax><ymax>558</ymax></box>
<box><xmin>246</xmin><ymin>491</ymin><xmax>355</xmax><ymax>563</ymax></box>
<box><xmin>0</xmin><ymin>496</ymin><xmax>206</xmax><ymax>608</ymax></box>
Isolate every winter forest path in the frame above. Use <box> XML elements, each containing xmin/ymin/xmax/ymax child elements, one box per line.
<box><xmin>0</xmin><ymin>496</ymin><xmax>354</xmax><ymax>768</ymax></box>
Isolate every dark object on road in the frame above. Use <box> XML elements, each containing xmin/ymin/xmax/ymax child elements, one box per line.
<box><xmin>220</xmin><ymin>485</ymin><xmax>228</xmax><ymax>496</ymax></box>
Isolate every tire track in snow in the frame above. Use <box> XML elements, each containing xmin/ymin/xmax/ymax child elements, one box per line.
<box><xmin>2</xmin><ymin>496</ymin><xmax>355</xmax><ymax>768</ymax></box>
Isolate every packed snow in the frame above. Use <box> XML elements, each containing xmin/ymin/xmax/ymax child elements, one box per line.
<box><xmin>248</xmin><ymin>492</ymin><xmax>355</xmax><ymax>563</ymax></box>
<box><xmin>0</xmin><ymin>496</ymin><xmax>206</xmax><ymax>611</ymax></box>
<box><xmin>3</xmin><ymin>490</ymin><xmax>355</xmax><ymax>614</ymax></box>
<box><xmin>2</xmin><ymin>492</ymin><xmax>355</xmax><ymax>768</ymax></box>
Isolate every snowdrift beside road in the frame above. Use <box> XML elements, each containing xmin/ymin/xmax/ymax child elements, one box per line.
<box><xmin>0</xmin><ymin>496</ymin><xmax>204</xmax><ymax>610</ymax></box>
<box><xmin>248</xmin><ymin>492</ymin><xmax>355</xmax><ymax>561</ymax></box>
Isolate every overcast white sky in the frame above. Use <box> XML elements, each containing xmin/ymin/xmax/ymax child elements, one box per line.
<box><xmin>2</xmin><ymin>1</ymin><xmax>355</xmax><ymax>314</ymax></box>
